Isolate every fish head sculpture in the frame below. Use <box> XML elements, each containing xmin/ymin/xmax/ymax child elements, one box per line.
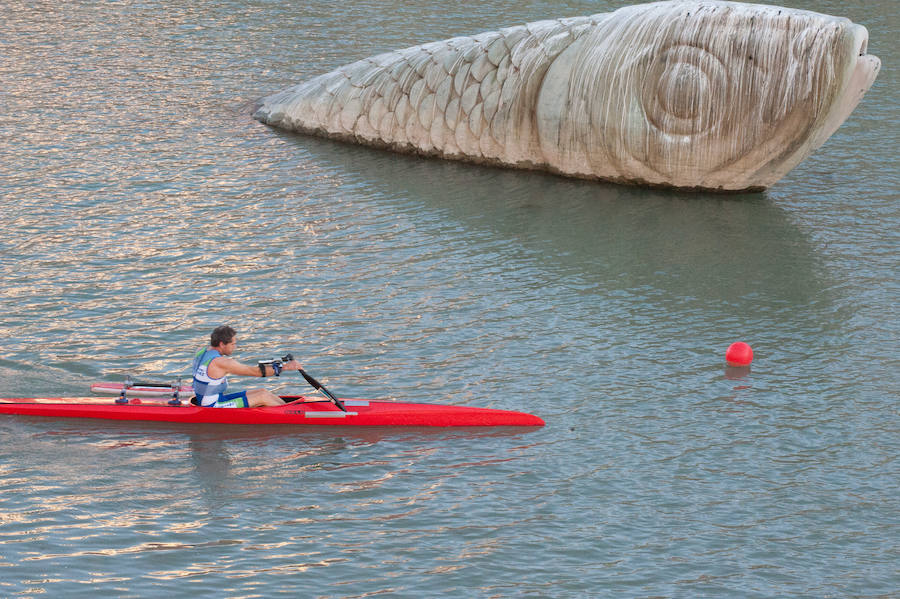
<box><xmin>536</xmin><ymin>1</ymin><xmax>881</xmax><ymax>190</ymax></box>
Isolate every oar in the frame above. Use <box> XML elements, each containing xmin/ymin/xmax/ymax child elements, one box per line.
<box><xmin>298</xmin><ymin>369</ymin><xmax>347</xmax><ymax>412</ymax></box>
<box><xmin>282</xmin><ymin>354</ymin><xmax>347</xmax><ymax>412</ymax></box>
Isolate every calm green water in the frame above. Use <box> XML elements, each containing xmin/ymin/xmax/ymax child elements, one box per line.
<box><xmin>0</xmin><ymin>1</ymin><xmax>897</xmax><ymax>597</ymax></box>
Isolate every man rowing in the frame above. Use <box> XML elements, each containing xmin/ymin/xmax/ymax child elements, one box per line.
<box><xmin>191</xmin><ymin>325</ymin><xmax>301</xmax><ymax>407</ymax></box>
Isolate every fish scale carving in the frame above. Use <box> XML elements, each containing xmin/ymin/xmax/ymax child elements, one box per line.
<box><xmin>259</xmin><ymin>17</ymin><xmax>589</xmax><ymax>164</ymax></box>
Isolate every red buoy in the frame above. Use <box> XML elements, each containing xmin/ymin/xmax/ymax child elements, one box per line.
<box><xmin>726</xmin><ymin>342</ymin><xmax>753</xmax><ymax>367</ymax></box>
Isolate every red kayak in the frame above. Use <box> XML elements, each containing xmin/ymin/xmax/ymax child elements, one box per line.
<box><xmin>0</xmin><ymin>395</ymin><xmax>545</xmax><ymax>427</ymax></box>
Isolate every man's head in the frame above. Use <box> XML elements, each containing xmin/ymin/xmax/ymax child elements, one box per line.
<box><xmin>210</xmin><ymin>325</ymin><xmax>237</xmax><ymax>353</ymax></box>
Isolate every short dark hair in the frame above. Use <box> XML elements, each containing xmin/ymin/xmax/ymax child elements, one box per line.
<box><xmin>210</xmin><ymin>325</ymin><xmax>236</xmax><ymax>347</ymax></box>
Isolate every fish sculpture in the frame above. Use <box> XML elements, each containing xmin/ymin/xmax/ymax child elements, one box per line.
<box><xmin>253</xmin><ymin>1</ymin><xmax>880</xmax><ymax>192</ymax></box>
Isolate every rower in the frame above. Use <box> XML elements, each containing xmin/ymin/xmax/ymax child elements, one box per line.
<box><xmin>191</xmin><ymin>325</ymin><xmax>302</xmax><ymax>408</ymax></box>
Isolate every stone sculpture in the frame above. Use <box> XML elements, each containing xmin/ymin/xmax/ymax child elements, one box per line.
<box><xmin>254</xmin><ymin>1</ymin><xmax>880</xmax><ymax>192</ymax></box>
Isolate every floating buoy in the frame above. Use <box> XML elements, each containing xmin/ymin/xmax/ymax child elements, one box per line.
<box><xmin>726</xmin><ymin>342</ymin><xmax>753</xmax><ymax>367</ymax></box>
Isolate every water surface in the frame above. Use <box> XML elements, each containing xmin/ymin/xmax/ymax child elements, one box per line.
<box><xmin>0</xmin><ymin>1</ymin><xmax>897</xmax><ymax>596</ymax></box>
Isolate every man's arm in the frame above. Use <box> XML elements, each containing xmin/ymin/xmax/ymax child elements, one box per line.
<box><xmin>210</xmin><ymin>356</ymin><xmax>260</xmax><ymax>378</ymax></box>
<box><xmin>209</xmin><ymin>357</ymin><xmax>301</xmax><ymax>379</ymax></box>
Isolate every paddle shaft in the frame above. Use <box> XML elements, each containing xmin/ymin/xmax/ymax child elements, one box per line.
<box><xmin>277</xmin><ymin>354</ymin><xmax>346</xmax><ymax>412</ymax></box>
<box><xmin>297</xmin><ymin>368</ymin><xmax>347</xmax><ymax>412</ymax></box>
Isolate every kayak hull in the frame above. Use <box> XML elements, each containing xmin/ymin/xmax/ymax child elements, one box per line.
<box><xmin>0</xmin><ymin>396</ymin><xmax>545</xmax><ymax>427</ymax></box>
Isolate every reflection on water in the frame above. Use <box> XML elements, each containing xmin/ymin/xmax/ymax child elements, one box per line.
<box><xmin>283</xmin><ymin>131</ymin><xmax>827</xmax><ymax>308</ymax></box>
<box><xmin>0</xmin><ymin>417</ymin><xmax>546</xmax><ymax>595</ymax></box>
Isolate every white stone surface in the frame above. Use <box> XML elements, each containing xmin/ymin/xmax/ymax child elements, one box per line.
<box><xmin>254</xmin><ymin>1</ymin><xmax>881</xmax><ymax>192</ymax></box>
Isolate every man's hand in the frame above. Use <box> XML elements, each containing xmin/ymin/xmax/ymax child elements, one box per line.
<box><xmin>282</xmin><ymin>359</ymin><xmax>302</xmax><ymax>372</ymax></box>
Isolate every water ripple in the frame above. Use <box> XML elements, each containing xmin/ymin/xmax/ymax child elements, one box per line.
<box><xmin>1</xmin><ymin>0</ymin><xmax>898</xmax><ymax>596</ymax></box>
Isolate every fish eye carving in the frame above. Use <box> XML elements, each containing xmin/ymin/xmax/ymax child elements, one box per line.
<box><xmin>641</xmin><ymin>44</ymin><xmax>728</xmax><ymax>137</ymax></box>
